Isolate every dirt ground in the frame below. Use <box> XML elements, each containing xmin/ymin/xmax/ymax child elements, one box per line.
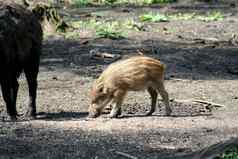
<box><xmin>1</xmin><ymin>1</ymin><xmax>238</xmax><ymax>158</ymax></box>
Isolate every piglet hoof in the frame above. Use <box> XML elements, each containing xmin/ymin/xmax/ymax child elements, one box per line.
<box><xmin>26</xmin><ymin>115</ymin><xmax>36</xmax><ymax>120</ymax></box>
<box><xmin>102</xmin><ymin>108</ymin><xmax>111</xmax><ymax>114</ymax></box>
<box><xmin>108</xmin><ymin>112</ymin><xmax>121</xmax><ymax>118</ymax></box>
<box><xmin>108</xmin><ymin>114</ymin><xmax>118</xmax><ymax>118</ymax></box>
<box><xmin>145</xmin><ymin>109</ymin><xmax>155</xmax><ymax>116</ymax></box>
<box><xmin>88</xmin><ymin>114</ymin><xmax>97</xmax><ymax>118</ymax></box>
<box><xmin>165</xmin><ymin>108</ymin><xmax>172</xmax><ymax>116</ymax></box>
<box><xmin>108</xmin><ymin>108</ymin><xmax>122</xmax><ymax>118</ymax></box>
<box><xmin>88</xmin><ymin>112</ymin><xmax>100</xmax><ymax>118</ymax></box>
<box><xmin>108</xmin><ymin>112</ymin><xmax>117</xmax><ymax>118</ymax></box>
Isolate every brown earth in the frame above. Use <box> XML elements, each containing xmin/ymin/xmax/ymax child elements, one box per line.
<box><xmin>0</xmin><ymin>1</ymin><xmax>238</xmax><ymax>158</ymax></box>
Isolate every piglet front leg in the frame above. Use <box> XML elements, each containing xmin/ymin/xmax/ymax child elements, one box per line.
<box><xmin>108</xmin><ymin>90</ymin><xmax>125</xmax><ymax>118</ymax></box>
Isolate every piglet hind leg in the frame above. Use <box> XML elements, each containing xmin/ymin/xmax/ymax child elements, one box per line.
<box><xmin>145</xmin><ymin>87</ymin><xmax>157</xmax><ymax>116</ymax></box>
<box><xmin>108</xmin><ymin>90</ymin><xmax>126</xmax><ymax>118</ymax></box>
<box><xmin>157</xmin><ymin>81</ymin><xmax>171</xmax><ymax>116</ymax></box>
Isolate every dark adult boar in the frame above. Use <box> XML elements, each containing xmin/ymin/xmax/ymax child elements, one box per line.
<box><xmin>0</xmin><ymin>2</ymin><xmax>43</xmax><ymax>120</ymax></box>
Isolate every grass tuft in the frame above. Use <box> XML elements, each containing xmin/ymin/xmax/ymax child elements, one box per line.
<box><xmin>71</xmin><ymin>0</ymin><xmax>176</xmax><ymax>7</ymax></box>
<box><xmin>139</xmin><ymin>13</ymin><xmax>169</xmax><ymax>22</ymax></box>
<box><xmin>221</xmin><ymin>147</ymin><xmax>238</xmax><ymax>159</ymax></box>
<box><xmin>197</xmin><ymin>11</ymin><xmax>224</xmax><ymax>22</ymax></box>
<box><xmin>139</xmin><ymin>11</ymin><xmax>224</xmax><ymax>23</ymax></box>
<box><xmin>71</xmin><ymin>0</ymin><xmax>92</xmax><ymax>7</ymax></box>
<box><xmin>143</xmin><ymin>0</ymin><xmax>176</xmax><ymax>4</ymax></box>
<box><xmin>96</xmin><ymin>22</ymin><xmax>126</xmax><ymax>39</ymax></box>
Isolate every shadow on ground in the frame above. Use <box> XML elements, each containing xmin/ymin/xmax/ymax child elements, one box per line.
<box><xmin>37</xmin><ymin>111</ymin><xmax>88</xmax><ymax>121</ymax></box>
<box><xmin>41</xmin><ymin>36</ymin><xmax>238</xmax><ymax>80</ymax></box>
<box><xmin>0</xmin><ymin>120</ymin><xmax>237</xmax><ymax>159</ymax></box>
<box><xmin>66</xmin><ymin>0</ymin><xmax>238</xmax><ymax>15</ymax></box>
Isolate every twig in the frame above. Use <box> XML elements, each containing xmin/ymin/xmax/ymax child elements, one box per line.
<box><xmin>177</xmin><ymin>35</ymin><xmax>229</xmax><ymax>45</ymax></box>
<box><xmin>89</xmin><ymin>49</ymin><xmax>121</xmax><ymax>59</ymax></box>
<box><xmin>136</xmin><ymin>49</ymin><xmax>144</xmax><ymax>55</ymax></box>
<box><xmin>94</xmin><ymin>52</ymin><xmax>116</xmax><ymax>58</ymax></box>
<box><xmin>173</xmin><ymin>99</ymin><xmax>224</xmax><ymax>112</ymax></box>
<box><xmin>161</xmin><ymin>98</ymin><xmax>225</xmax><ymax>109</ymax></box>
<box><xmin>115</xmin><ymin>151</ymin><xmax>138</xmax><ymax>159</ymax></box>
<box><xmin>192</xmin><ymin>100</ymin><xmax>225</xmax><ymax>108</ymax></box>
<box><xmin>91</xmin><ymin>52</ymin><xmax>121</xmax><ymax>60</ymax></box>
<box><xmin>41</xmin><ymin>58</ymin><xmax>65</xmax><ymax>63</ymax></box>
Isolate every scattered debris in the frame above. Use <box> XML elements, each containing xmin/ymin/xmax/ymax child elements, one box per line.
<box><xmin>89</xmin><ymin>49</ymin><xmax>121</xmax><ymax>60</ymax></box>
<box><xmin>93</xmin><ymin>52</ymin><xmax>120</xmax><ymax>59</ymax></box>
<box><xmin>136</xmin><ymin>50</ymin><xmax>144</xmax><ymax>55</ymax></box>
<box><xmin>176</xmin><ymin>35</ymin><xmax>236</xmax><ymax>46</ymax></box>
<box><xmin>115</xmin><ymin>151</ymin><xmax>138</xmax><ymax>159</ymax></box>
<box><xmin>160</xmin><ymin>99</ymin><xmax>225</xmax><ymax>114</ymax></box>
<box><xmin>193</xmin><ymin>138</ymin><xmax>238</xmax><ymax>159</ymax></box>
<box><xmin>80</xmin><ymin>39</ymin><xmax>90</xmax><ymax>45</ymax></box>
<box><xmin>229</xmin><ymin>33</ymin><xmax>238</xmax><ymax>46</ymax></box>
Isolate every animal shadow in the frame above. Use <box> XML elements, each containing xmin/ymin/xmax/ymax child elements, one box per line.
<box><xmin>37</xmin><ymin>111</ymin><xmax>89</xmax><ymax>121</ymax></box>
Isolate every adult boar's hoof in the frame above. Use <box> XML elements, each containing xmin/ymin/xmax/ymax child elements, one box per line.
<box><xmin>25</xmin><ymin>110</ymin><xmax>37</xmax><ymax>119</ymax></box>
<box><xmin>10</xmin><ymin>115</ymin><xmax>18</xmax><ymax>121</ymax></box>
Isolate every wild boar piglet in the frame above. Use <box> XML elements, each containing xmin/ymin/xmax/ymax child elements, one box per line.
<box><xmin>88</xmin><ymin>56</ymin><xmax>171</xmax><ymax>118</ymax></box>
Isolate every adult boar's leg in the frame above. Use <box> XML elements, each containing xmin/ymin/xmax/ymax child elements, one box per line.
<box><xmin>1</xmin><ymin>76</ymin><xmax>18</xmax><ymax>120</ymax></box>
<box><xmin>24</xmin><ymin>54</ymin><xmax>40</xmax><ymax>119</ymax></box>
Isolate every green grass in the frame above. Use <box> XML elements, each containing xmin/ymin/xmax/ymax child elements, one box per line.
<box><xmin>71</xmin><ymin>0</ymin><xmax>92</xmax><ymax>7</ymax></box>
<box><xmin>70</xmin><ymin>18</ymin><xmax>146</xmax><ymax>39</ymax></box>
<box><xmin>64</xmin><ymin>9</ymin><xmax>224</xmax><ymax>40</ymax></box>
<box><xmin>96</xmin><ymin>21</ymin><xmax>126</xmax><ymax>39</ymax></box>
<box><xmin>117</xmin><ymin>0</ymin><xmax>176</xmax><ymax>5</ymax></box>
<box><xmin>71</xmin><ymin>19</ymin><xmax>101</xmax><ymax>29</ymax></box>
<box><xmin>103</xmin><ymin>0</ymin><xmax>118</xmax><ymax>4</ymax></box>
<box><xmin>70</xmin><ymin>0</ymin><xmax>176</xmax><ymax>7</ymax></box>
<box><xmin>220</xmin><ymin>147</ymin><xmax>238</xmax><ymax>159</ymax></box>
<box><xmin>124</xmin><ymin>18</ymin><xmax>145</xmax><ymax>31</ymax></box>
<box><xmin>142</xmin><ymin>0</ymin><xmax>176</xmax><ymax>4</ymax></box>
<box><xmin>64</xmin><ymin>31</ymin><xmax>81</xmax><ymax>39</ymax></box>
<box><xmin>0</xmin><ymin>127</ymin><xmax>14</xmax><ymax>136</ymax></box>
<box><xmin>169</xmin><ymin>12</ymin><xmax>196</xmax><ymax>20</ymax></box>
<box><xmin>197</xmin><ymin>11</ymin><xmax>224</xmax><ymax>22</ymax></box>
<box><xmin>139</xmin><ymin>12</ymin><xmax>169</xmax><ymax>22</ymax></box>
<box><xmin>139</xmin><ymin>11</ymin><xmax>224</xmax><ymax>23</ymax></box>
